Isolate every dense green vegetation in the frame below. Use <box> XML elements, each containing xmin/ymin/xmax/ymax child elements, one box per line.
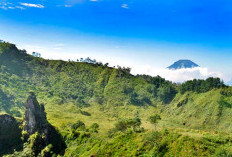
<box><xmin>0</xmin><ymin>41</ymin><xmax>180</xmax><ymax>116</ymax></box>
<box><xmin>180</xmin><ymin>78</ymin><xmax>225</xmax><ymax>94</ymax></box>
<box><xmin>1</xmin><ymin>41</ymin><xmax>232</xmax><ymax>156</ymax></box>
<box><xmin>0</xmin><ymin>114</ymin><xmax>23</xmax><ymax>156</ymax></box>
<box><xmin>64</xmin><ymin>126</ymin><xmax>232</xmax><ymax>157</ymax></box>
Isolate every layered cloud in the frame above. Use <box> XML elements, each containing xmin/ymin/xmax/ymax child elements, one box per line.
<box><xmin>131</xmin><ymin>65</ymin><xmax>226</xmax><ymax>83</ymax></box>
<box><xmin>0</xmin><ymin>2</ymin><xmax>44</xmax><ymax>10</ymax></box>
<box><xmin>20</xmin><ymin>3</ymin><xmax>44</xmax><ymax>8</ymax></box>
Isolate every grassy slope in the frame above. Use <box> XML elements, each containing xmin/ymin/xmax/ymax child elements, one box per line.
<box><xmin>45</xmin><ymin>88</ymin><xmax>232</xmax><ymax>135</ymax></box>
<box><xmin>163</xmin><ymin>89</ymin><xmax>232</xmax><ymax>132</ymax></box>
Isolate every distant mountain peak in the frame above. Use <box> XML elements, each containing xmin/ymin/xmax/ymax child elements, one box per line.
<box><xmin>168</xmin><ymin>59</ymin><xmax>199</xmax><ymax>70</ymax></box>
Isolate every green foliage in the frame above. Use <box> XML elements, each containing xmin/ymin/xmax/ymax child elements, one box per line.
<box><xmin>78</xmin><ymin>109</ymin><xmax>91</xmax><ymax>116</ymax></box>
<box><xmin>89</xmin><ymin>123</ymin><xmax>100</xmax><ymax>133</ymax></box>
<box><xmin>26</xmin><ymin>121</ymin><xmax>66</xmax><ymax>156</ymax></box>
<box><xmin>149</xmin><ymin>114</ymin><xmax>161</xmax><ymax>125</ymax></box>
<box><xmin>29</xmin><ymin>132</ymin><xmax>45</xmax><ymax>156</ymax></box>
<box><xmin>158</xmin><ymin>84</ymin><xmax>177</xmax><ymax>104</ymax></box>
<box><xmin>180</xmin><ymin>77</ymin><xmax>225</xmax><ymax>94</ymax></box>
<box><xmin>220</xmin><ymin>87</ymin><xmax>232</xmax><ymax>96</ymax></box>
<box><xmin>0</xmin><ymin>41</ymin><xmax>179</xmax><ymax>116</ymax></box>
<box><xmin>64</xmin><ymin>129</ymin><xmax>232</xmax><ymax>157</ymax></box>
<box><xmin>41</xmin><ymin>144</ymin><xmax>53</xmax><ymax>157</ymax></box>
<box><xmin>111</xmin><ymin>117</ymin><xmax>142</xmax><ymax>133</ymax></box>
<box><xmin>70</xmin><ymin>120</ymin><xmax>85</xmax><ymax>130</ymax></box>
<box><xmin>137</xmin><ymin>75</ymin><xmax>168</xmax><ymax>88</ymax></box>
<box><xmin>63</xmin><ymin>121</ymin><xmax>94</xmax><ymax>142</ymax></box>
<box><xmin>0</xmin><ymin>114</ymin><xmax>23</xmax><ymax>156</ymax></box>
<box><xmin>214</xmin><ymin>147</ymin><xmax>232</xmax><ymax>157</ymax></box>
<box><xmin>149</xmin><ymin>114</ymin><xmax>161</xmax><ymax>133</ymax></box>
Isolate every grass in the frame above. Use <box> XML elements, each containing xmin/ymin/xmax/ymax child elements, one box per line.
<box><xmin>45</xmin><ymin>102</ymin><xmax>159</xmax><ymax>135</ymax></box>
<box><xmin>43</xmin><ymin>87</ymin><xmax>232</xmax><ymax>145</ymax></box>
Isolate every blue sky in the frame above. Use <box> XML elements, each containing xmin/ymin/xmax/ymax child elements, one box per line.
<box><xmin>0</xmin><ymin>0</ymin><xmax>232</xmax><ymax>82</ymax></box>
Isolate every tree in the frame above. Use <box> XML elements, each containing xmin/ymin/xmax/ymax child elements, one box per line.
<box><xmin>71</xmin><ymin>120</ymin><xmax>85</xmax><ymax>130</ymax></box>
<box><xmin>21</xmin><ymin>49</ymin><xmax>27</xmax><ymax>54</ymax></box>
<box><xmin>180</xmin><ymin>77</ymin><xmax>225</xmax><ymax>94</ymax></box>
<box><xmin>149</xmin><ymin>114</ymin><xmax>161</xmax><ymax>131</ymax></box>
<box><xmin>114</xmin><ymin>117</ymin><xmax>142</xmax><ymax>132</ymax></box>
<box><xmin>122</xmin><ymin>67</ymin><xmax>131</xmax><ymax>73</ymax></box>
<box><xmin>90</xmin><ymin>123</ymin><xmax>100</xmax><ymax>133</ymax></box>
<box><xmin>128</xmin><ymin>117</ymin><xmax>141</xmax><ymax>131</ymax></box>
<box><xmin>104</xmin><ymin>63</ymin><xmax>109</xmax><ymax>67</ymax></box>
<box><xmin>32</xmin><ymin>52</ymin><xmax>41</xmax><ymax>58</ymax></box>
<box><xmin>148</xmin><ymin>114</ymin><xmax>161</xmax><ymax>146</ymax></box>
<box><xmin>158</xmin><ymin>84</ymin><xmax>177</xmax><ymax>104</ymax></box>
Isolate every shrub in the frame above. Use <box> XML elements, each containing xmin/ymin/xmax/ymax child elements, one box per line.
<box><xmin>113</xmin><ymin>117</ymin><xmax>142</xmax><ymax>132</ymax></box>
<box><xmin>29</xmin><ymin>132</ymin><xmax>45</xmax><ymax>156</ymax></box>
<box><xmin>41</xmin><ymin>144</ymin><xmax>53</xmax><ymax>157</ymax></box>
<box><xmin>149</xmin><ymin>114</ymin><xmax>161</xmax><ymax>131</ymax></box>
<box><xmin>90</xmin><ymin>123</ymin><xmax>100</xmax><ymax>133</ymax></box>
<box><xmin>70</xmin><ymin>120</ymin><xmax>85</xmax><ymax>130</ymax></box>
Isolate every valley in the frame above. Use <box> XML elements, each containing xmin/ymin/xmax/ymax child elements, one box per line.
<box><xmin>1</xmin><ymin>41</ymin><xmax>232</xmax><ymax>156</ymax></box>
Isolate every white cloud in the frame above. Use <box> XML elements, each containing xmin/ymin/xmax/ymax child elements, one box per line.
<box><xmin>20</xmin><ymin>3</ymin><xmax>45</xmax><ymax>8</ymax></box>
<box><xmin>0</xmin><ymin>2</ymin><xmax>13</xmax><ymax>6</ymax></box>
<box><xmin>15</xmin><ymin>6</ymin><xmax>25</xmax><ymax>10</ymax></box>
<box><xmin>0</xmin><ymin>6</ymin><xmax>7</xmax><ymax>10</ymax></box>
<box><xmin>8</xmin><ymin>6</ymin><xmax>14</xmax><ymax>9</ymax></box>
<box><xmin>64</xmin><ymin>5</ymin><xmax>72</xmax><ymax>7</ymax></box>
<box><xmin>131</xmin><ymin>66</ymin><xmax>226</xmax><ymax>83</ymax></box>
<box><xmin>0</xmin><ymin>2</ymin><xmax>15</xmax><ymax>10</ymax></box>
<box><xmin>23</xmin><ymin>45</ymin><xmax>46</xmax><ymax>53</ymax></box>
<box><xmin>121</xmin><ymin>4</ymin><xmax>129</xmax><ymax>9</ymax></box>
<box><xmin>53</xmin><ymin>44</ymin><xmax>65</xmax><ymax>50</ymax></box>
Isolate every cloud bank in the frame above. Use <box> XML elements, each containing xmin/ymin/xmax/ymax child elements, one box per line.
<box><xmin>131</xmin><ymin>66</ymin><xmax>225</xmax><ymax>83</ymax></box>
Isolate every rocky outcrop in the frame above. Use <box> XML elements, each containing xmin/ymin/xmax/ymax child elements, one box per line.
<box><xmin>23</xmin><ymin>92</ymin><xmax>66</xmax><ymax>156</ymax></box>
<box><xmin>0</xmin><ymin>114</ymin><xmax>23</xmax><ymax>156</ymax></box>
<box><xmin>24</xmin><ymin>92</ymin><xmax>46</xmax><ymax>135</ymax></box>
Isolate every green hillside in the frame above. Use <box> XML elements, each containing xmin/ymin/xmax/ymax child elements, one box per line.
<box><xmin>1</xmin><ymin>41</ymin><xmax>232</xmax><ymax>156</ymax></box>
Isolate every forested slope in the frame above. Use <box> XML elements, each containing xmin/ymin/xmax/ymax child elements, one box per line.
<box><xmin>0</xmin><ymin>41</ymin><xmax>177</xmax><ymax>115</ymax></box>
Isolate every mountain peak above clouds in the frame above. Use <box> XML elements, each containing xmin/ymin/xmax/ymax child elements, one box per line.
<box><xmin>168</xmin><ymin>59</ymin><xmax>199</xmax><ymax>70</ymax></box>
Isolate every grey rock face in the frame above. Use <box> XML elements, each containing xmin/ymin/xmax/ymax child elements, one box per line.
<box><xmin>23</xmin><ymin>92</ymin><xmax>66</xmax><ymax>155</ymax></box>
<box><xmin>24</xmin><ymin>92</ymin><xmax>46</xmax><ymax>135</ymax></box>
